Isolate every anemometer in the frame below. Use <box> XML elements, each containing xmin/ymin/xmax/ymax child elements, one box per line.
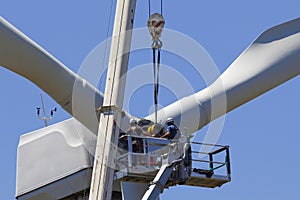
<box><xmin>36</xmin><ymin>93</ymin><xmax>57</xmax><ymax>126</ymax></box>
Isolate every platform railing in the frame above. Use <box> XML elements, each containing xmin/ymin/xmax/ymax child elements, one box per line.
<box><xmin>117</xmin><ymin>135</ymin><xmax>170</xmax><ymax>172</ymax></box>
<box><xmin>190</xmin><ymin>142</ymin><xmax>231</xmax><ymax>179</ymax></box>
<box><xmin>117</xmin><ymin>135</ymin><xmax>230</xmax><ymax>179</ymax></box>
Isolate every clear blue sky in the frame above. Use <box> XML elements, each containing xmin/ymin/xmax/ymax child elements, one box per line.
<box><xmin>1</xmin><ymin>0</ymin><xmax>300</xmax><ymax>199</ymax></box>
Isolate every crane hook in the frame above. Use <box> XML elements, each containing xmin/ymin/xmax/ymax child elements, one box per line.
<box><xmin>147</xmin><ymin>13</ymin><xmax>165</xmax><ymax>49</ymax></box>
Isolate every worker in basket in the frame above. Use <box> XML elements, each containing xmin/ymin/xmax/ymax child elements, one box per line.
<box><xmin>125</xmin><ymin>118</ymin><xmax>147</xmax><ymax>153</ymax></box>
<box><xmin>161</xmin><ymin>117</ymin><xmax>179</xmax><ymax>140</ymax></box>
<box><xmin>127</xmin><ymin>119</ymin><xmax>145</xmax><ymax>136</ymax></box>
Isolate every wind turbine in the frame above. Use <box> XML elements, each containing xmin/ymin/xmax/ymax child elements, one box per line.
<box><xmin>0</xmin><ymin>1</ymin><xmax>299</xmax><ymax>200</ymax></box>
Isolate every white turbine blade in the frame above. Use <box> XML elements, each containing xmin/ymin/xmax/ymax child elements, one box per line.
<box><xmin>219</xmin><ymin>17</ymin><xmax>300</xmax><ymax>114</ymax></box>
<box><xmin>0</xmin><ymin>16</ymin><xmax>103</xmax><ymax>133</ymax></box>
<box><xmin>148</xmin><ymin>18</ymin><xmax>300</xmax><ymax>134</ymax></box>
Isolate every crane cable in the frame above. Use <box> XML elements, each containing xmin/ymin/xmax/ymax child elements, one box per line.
<box><xmin>148</xmin><ymin>0</ymin><xmax>163</xmax><ymax>17</ymax></box>
<box><xmin>152</xmin><ymin>48</ymin><xmax>161</xmax><ymax>124</ymax></box>
<box><xmin>147</xmin><ymin>0</ymin><xmax>164</xmax><ymax>124</ymax></box>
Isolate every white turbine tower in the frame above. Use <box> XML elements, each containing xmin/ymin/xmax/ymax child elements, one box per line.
<box><xmin>0</xmin><ymin>1</ymin><xmax>299</xmax><ymax>200</ymax></box>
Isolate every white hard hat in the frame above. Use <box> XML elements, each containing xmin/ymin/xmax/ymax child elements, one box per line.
<box><xmin>166</xmin><ymin>117</ymin><xmax>174</xmax><ymax>124</ymax></box>
<box><xmin>130</xmin><ymin>119</ymin><xmax>137</xmax><ymax>125</ymax></box>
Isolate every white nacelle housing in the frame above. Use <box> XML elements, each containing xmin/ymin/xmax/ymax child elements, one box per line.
<box><xmin>16</xmin><ymin>118</ymin><xmax>96</xmax><ymax>200</ymax></box>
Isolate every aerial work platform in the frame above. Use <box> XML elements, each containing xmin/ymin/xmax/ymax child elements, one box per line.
<box><xmin>114</xmin><ymin>135</ymin><xmax>231</xmax><ymax>189</ymax></box>
<box><xmin>115</xmin><ymin>168</ymin><xmax>230</xmax><ymax>189</ymax></box>
<box><xmin>15</xmin><ymin>118</ymin><xmax>231</xmax><ymax>200</ymax></box>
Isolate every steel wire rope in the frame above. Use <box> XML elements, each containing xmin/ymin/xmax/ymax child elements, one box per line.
<box><xmin>148</xmin><ymin>0</ymin><xmax>151</xmax><ymax>17</ymax></box>
<box><xmin>152</xmin><ymin>48</ymin><xmax>161</xmax><ymax>124</ymax></box>
<box><xmin>148</xmin><ymin>0</ymin><xmax>163</xmax><ymax>124</ymax></box>
<box><xmin>148</xmin><ymin>0</ymin><xmax>163</xmax><ymax>15</ymax></box>
<box><xmin>160</xmin><ymin>0</ymin><xmax>163</xmax><ymax>16</ymax></box>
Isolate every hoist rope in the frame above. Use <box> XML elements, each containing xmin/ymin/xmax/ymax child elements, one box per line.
<box><xmin>160</xmin><ymin>0</ymin><xmax>163</xmax><ymax>15</ymax></box>
<box><xmin>148</xmin><ymin>0</ymin><xmax>163</xmax><ymax>16</ymax></box>
<box><xmin>156</xmin><ymin>48</ymin><xmax>161</xmax><ymax>105</ymax></box>
<box><xmin>153</xmin><ymin>48</ymin><xmax>156</xmax><ymax>108</ymax></box>
<box><xmin>153</xmin><ymin>49</ymin><xmax>157</xmax><ymax>124</ymax></box>
<box><xmin>148</xmin><ymin>0</ymin><xmax>163</xmax><ymax>124</ymax></box>
<box><xmin>148</xmin><ymin>0</ymin><xmax>151</xmax><ymax>17</ymax></box>
<box><xmin>152</xmin><ymin>48</ymin><xmax>161</xmax><ymax>124</ymax></box>
<box><xmin>156</xmin><ymin>48</ymin><xmax>161</xmax><ymax>123</ymax></box>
